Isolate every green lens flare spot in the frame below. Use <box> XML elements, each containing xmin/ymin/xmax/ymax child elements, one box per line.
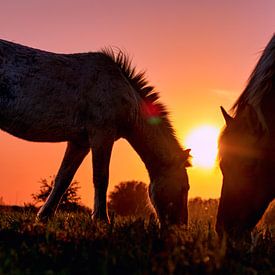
<box><xmin>147</xmin><ymin>117</ymin><xmax>162</xmax><ymax>125</ymax></box>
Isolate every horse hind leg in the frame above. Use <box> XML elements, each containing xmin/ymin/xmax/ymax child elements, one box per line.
<box><xmin>37</xmin><ymin>140</ymin><xmax>90</xmax><ymax>221</ymax></box>
<box><xmin>90</xmin><ymin>130</ymin><xmax>115</xmax><ymax>222</ymax></box>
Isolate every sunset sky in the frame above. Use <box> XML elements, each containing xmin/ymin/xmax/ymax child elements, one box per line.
<box><xmin>0</xmin><ymin>0</ymin><xmax>274</xmax><ymax>207</ymax></box>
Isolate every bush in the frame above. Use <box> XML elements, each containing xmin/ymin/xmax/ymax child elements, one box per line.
<box><xmin>31</xmin><ymin>176</ymin><xmax>81</xmax><ymax>211</ymax></box>
<box><xmin>108</xmin><ymin>181</ymin><xmax>154</xmax><ymax>218</ymax></box>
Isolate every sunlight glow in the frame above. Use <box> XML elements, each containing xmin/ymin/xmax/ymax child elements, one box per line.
<box><xmin>185</xmin><ymin>125</ymin><xmax>219</xmax><ymax>169</ymax></box>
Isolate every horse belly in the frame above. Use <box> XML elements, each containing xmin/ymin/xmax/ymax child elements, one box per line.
<box><xmin>1</xmin><ymin>118</ymin><xmax>86</xmax><ymax>143</ymax></box>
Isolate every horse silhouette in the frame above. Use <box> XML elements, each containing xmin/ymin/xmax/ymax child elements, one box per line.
<box><xmin>0</xmin><ymin>40</ymin><xmax>190</xmax><ymax>225</ymax></box>
<box><xmin>217</xmin><ymin>34</ymin><xmax>275</xmax><ymax>237</ymax></box>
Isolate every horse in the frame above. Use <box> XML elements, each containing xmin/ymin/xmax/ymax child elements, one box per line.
<box><xmin>0</xmin><ymin>39</ymin><xmax>190</xmax><ymax>225</ymax></box>
<box><xmin>217</xmin><ymin>34</ymin><xmax>275</xmax><ymax>237</ymax></box>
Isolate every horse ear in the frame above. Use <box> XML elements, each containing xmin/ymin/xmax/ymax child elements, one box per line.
<box><xmin>174</xmin><ymin>149</ymin><xmax>191</xmax><ymax>167</ymax></box>
<box><xmin>183</xmin><ymin>149</ymin><xmax>192</xmax><ymax>167</ymax></box>
<box><xmin>184</xmin><ymin>148</ymin><xmax>191</xmax><ymax>156</ymax></box>
<box><xmin>220</xmin><ymin>106</ymin><xmax>233</xmax><ymax>125</ymax></box>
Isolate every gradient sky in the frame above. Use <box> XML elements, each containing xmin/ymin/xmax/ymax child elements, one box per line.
<box><xmin>0</xmin><ymin>0</ymin><xmax>274</xmax><ymax>207</ymax></box>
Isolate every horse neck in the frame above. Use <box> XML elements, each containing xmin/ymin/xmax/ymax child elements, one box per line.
<box><xmin>125</xmin><ymin>117</ymin><xmax>183</xmax><ymax>179</ymax></box>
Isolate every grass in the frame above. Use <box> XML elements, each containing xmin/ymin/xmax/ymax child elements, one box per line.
<box><xmin>0</xmin><ymin>199</ymin><xmax>274</xmax><ymax>274</ymax></box>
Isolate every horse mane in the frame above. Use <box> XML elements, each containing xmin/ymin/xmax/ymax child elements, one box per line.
<box><xmin>218</xmin><ymin>35</ymin><xmax>275</xmax><ymax>161</ymax></box>
<box><xmin>231</xmin><ymin>34</ymin><xmax>275</xmax><ymax>126</ymax></box>
<box><xmin>100</xmin><ymin>48</ymin><xmax>169</xmax><ymax>117</ymax></box>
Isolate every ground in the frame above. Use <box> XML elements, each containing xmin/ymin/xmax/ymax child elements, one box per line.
<box><xmin>0</xmin><ymin>199</ymin><xmax>274</xmax><ymax>274</ymax></box>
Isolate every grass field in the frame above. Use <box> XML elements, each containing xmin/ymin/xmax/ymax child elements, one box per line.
<box><xmin>0</xmin><ymin>199</ymin><xmax>274</xmax><ymax>274</ymax></box>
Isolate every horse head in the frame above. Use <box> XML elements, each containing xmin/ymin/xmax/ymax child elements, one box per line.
<box><xmin>216</xmin><ymin>105</ymin><xmax>273</xmax><ymax>237</ymax></box>
<box><xmin>149</xmin><ymin>149</ymin><xmax>191</xmax><ymax>226</ymax></box>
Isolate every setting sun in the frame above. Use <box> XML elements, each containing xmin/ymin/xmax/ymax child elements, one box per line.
<box><xmin>185</xmin><ymin>125</ymin><xmax>220</xmax><ymax>169</ymax></box>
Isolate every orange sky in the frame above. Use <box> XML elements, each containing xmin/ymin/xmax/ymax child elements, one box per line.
<box><xmin>0</xmin><ymin>1</ymin><xmax>275</xmax><ymax>207</ymax></box>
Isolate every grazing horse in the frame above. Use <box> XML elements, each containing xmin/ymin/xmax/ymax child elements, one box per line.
<box><xmin>217</xmin><ymin>34</ymin><xmax>275</xmax><ymax>237</ymax></box>
<box><xmin>0</xmin><ymin>39</ymin><xmax>190</xmax><ymax>225</ymax></box>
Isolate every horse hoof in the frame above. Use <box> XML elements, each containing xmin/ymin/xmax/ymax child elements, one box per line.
<box><xmin>35</xmin><ymin>213</ymin><xmax>51</xmax><ymax>223</ymax></box>
<box><xmin>36</xmin><ymin>208</ymin><xmax>55</xmax><ymax>223</ymax></box>
<box><xmin>93</xmin><ymin>214</ymin><xmax>110</xmax><ymax>224</ymax></box>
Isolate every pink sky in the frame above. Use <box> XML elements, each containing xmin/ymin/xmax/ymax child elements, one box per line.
<box><xmin>0</xmin><ymin>0</ymin><xmax>274</xmax><ymax>207</ymax></box>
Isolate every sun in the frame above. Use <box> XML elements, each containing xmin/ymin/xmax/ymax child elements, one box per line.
<box><xmin>185</xmin><ymin>125</ymin><xmax>220</xmax><ymax>169</ymax></box>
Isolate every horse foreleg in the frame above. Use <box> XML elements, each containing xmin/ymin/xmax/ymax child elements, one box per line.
<box><xmin>90</xmin><ymin>132</ymin><xmax>114</xmax><ymax>222</ymax></box>
<box><xmin>37</xmin><ymin>141</ymin><xmax>89</xmax><ymax>221</ymax></box>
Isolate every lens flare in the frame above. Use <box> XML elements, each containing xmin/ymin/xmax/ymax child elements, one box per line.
<box><xmin>141</xmin><ymin>101</ymin><xmax>162</xmax><ymax>125</ymax></box>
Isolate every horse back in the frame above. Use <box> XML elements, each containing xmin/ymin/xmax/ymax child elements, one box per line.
<box><xmin>0</xmin><ymin>40</ymin><xmax>139</xmax><ymax>142</ymax></box>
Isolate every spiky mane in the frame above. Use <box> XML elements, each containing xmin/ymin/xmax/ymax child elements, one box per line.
<box><xmin>100</xmin><ymin>48</ymin><xmax>169</xmax><ymax>118</ymax></box>
<box><xmin>232</xmin><ymin>34</ymin><xmax>275</xmax><ymax>125</ymax></box>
